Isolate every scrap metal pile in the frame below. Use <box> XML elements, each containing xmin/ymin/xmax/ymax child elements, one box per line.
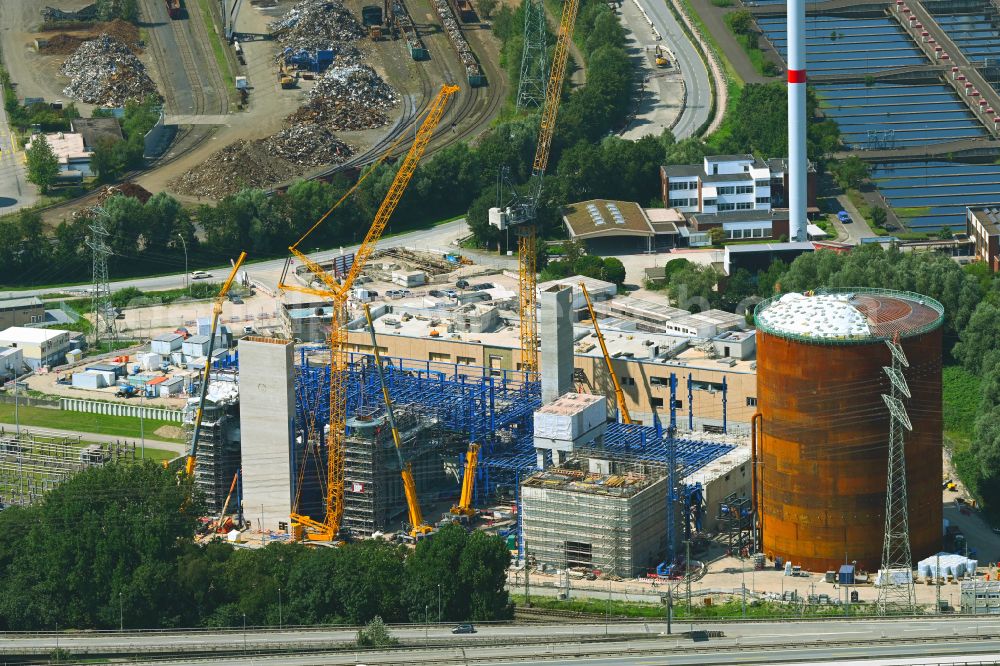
<box><xmin>60</xmin><ymin>35</ymin><xmax>160</xmax><ymax>106</ymax></box>
<box><xmin>168</xmin><ymin>140</ymin><xmax>299</xmax><ymax>198</ymax></box>
<box><xmin>392</xmin><ymin>0</ymin><xmax>426</xmax><ymax>56</ymax></box>
<box><xmin>264</xmin><ymin>124</ymin><xmax>353</xmax><ymax>165</ymax></box>
<box><xmin>270</xmin><ymin>0</ymin><xmax>366</xmax><ymax>51</ymax></box>
<box><xmin>430</xmin><ymin>0</ymin><xmax>481</xmax><ymax>80</ymax></box>
<box><xmin>285</xmin><ymin>65</ymin><xmax>399</xmax><ymax>132</ymax></box>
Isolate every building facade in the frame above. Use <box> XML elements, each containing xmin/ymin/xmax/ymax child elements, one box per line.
<box><xmin>0</xmin><ymin>327</ymin><xmax>71</xmax><ymax>369</ymax></box>
<box><xmin>0</xmin><ymin>297</ymin><xmax>45</xmax><ymax>329</ymax></box>
<box><xmin>967</xmin><ymin>207</ymin><xmax>1000</xmax><ymax>272</ymax></box>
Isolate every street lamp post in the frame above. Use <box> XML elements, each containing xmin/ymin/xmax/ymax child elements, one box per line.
<box><xmin>139</xmin><ymin>388</ymin><xmax>145</xmax><ymax>459</ymax></box>
<box><xmin>177</xmin><ymin>233</ymin><xmax>189</xmax><ymax>296</ymax></box>
<box><xmin>437</xmin><ymin>583</ymin><xmax>441</xmax><ymax>623</ymax></box>
<box><xmin>278</xmin><ymin>587</ymin><xmax>283</xmax><ymax>629</ymax></box>
<box><xmin>14</xmin><ymin>371</ymin><xmax>21</xmax><ymax>437</ymax></box>
<box><xmin>242</xmin><ymin>613</ymin><xmax>247</xmax><ymax>653</ymax></box>
<box><xmin>119</xmin><ymin>592</ymin><xmax>123</xmax><ymax>631</ymax></box>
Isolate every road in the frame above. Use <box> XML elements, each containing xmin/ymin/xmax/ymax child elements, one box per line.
<box><xmin>2</xmin><ymin>219</ymin><xmax>484</xmax><ymax>299</ymax></box>
<box><xmin>835</xmin><ymin>193</ymin><xmax>878</xmax><ymax>245</ymax></box>
<box><xmin>0</xmin><ymin>71</ymin><xmax>37</xmax><ymax>214</ymax></box>
<box><xmin>633</xmin><ymin>0</ymin><xmax>710</xmax><ymax>139</ymax></box>
<box><xmin>6</xmin><ymin>618</ymin><xmax>1000</xmax><ymax>663</ymax></box>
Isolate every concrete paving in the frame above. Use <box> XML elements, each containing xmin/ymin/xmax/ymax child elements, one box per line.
<box><xmin>834</xmin><ymin>194</ymin><xmax>879</xmax><ymax>245</ymax></box>
<box><xmin>633</xmin><ymin>0</ymin><xmax>710</xmax><ymax>139</ymax></box>
<box><xmin>618</xmin><ymin>0</ymin><xmax>685</xmax><ymax>141</ymax></box>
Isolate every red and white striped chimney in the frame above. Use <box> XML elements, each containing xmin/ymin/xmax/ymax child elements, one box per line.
<box><xmin>788</xmin><ymin>0</ymin><xmax>807</xmax><ymax>242</ymax></box>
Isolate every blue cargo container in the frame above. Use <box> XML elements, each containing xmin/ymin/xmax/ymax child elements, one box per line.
<box><xmin>838</xmin><ymin>564</ymin><xmax>855</xmax><ymax>585</ymax></box>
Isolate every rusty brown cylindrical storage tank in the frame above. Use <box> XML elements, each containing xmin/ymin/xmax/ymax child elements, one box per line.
<box><xmin>753</xmin><ymin>288</ymin><xmax>943</xmax><ymax>573</ymax></box>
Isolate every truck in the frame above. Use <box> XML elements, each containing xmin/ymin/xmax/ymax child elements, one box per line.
<box><xmin>165</xmin><ymin>0</ymin><xmax>182</xmax><ymax>19</ymax></box>
<box><xmin>655</xmin><ymin>45</ymin><xmax>669</xmax><ymax>67</ymax></box>
<box><xmin>115</xmin><ymin>385</ymin><xmax>138</xmax><ymax>398</ymax></box>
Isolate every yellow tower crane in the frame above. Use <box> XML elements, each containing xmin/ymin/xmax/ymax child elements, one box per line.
<box><xmin>362</xmin><ymin>303</ymin><xmax>434</xmax><ymax>539</ymax></box>
<box><xmin>488</xmin><ymin>0</ymin><xmax>582</xmax><ymax>374</ymax></box>
<box><xmin>279</xmin><ymin>84</ymin><xmax>459</xmax><ymax>542</ymax></box>
<box><xmin>579</xmin><ymin>282</ymin><xmax>632</xmax><ymax>424</ymax></box>
<box><xmin>185</xmin><ymin>252</ymin><xmax>248</xmax><ymax>477</ymax></box>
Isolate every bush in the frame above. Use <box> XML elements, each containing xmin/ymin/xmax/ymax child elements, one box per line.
<box><xmin>356</xmin><ymin>616</ymin><xmax>398</xmax><ymax>647</ymax></box>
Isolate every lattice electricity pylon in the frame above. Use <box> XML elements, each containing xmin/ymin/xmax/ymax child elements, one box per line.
<box><xmin>86</xmin><ymin>206</ymin><xmax>118</xmax><ymax>350</ymax></box>
<box><xmin>516</xmin><ymin>0</ymin><xmax>548</xmax><ymax>110</ymax></box>
<box><xmin>877</xmin><ymin>336</ymin><xmax>916</xmax><ymax>615</ymax></box>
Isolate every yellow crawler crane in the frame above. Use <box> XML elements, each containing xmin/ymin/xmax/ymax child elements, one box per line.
<box><xmin>186</xmin><ymin>252</ymin><xmax>248</xmax><ymax>477</ymax></box>
<box><xmin>450</xmin><ymin>443</ymin><xmax>480</xmax><ymax>519</ymax></box>
<box><xmin>580</xmin><ymin>282</ymin><xmax>632</xmax><ymax>424</ymax></box>
<box><xmin>279</xmin><ymin>84</ymin><xmax>459</xmax><ymax>542</ymax></box>
<box><xmin>362</xmin><ymin>304</ymin><xmax>434</xmax><ymax>539</ymax></box>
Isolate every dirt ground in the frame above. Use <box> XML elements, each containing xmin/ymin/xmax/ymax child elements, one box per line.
<box><xmin>0</xmin><ymin>0</ymin><xmax>108</xmax><ymax>116</ymax></box>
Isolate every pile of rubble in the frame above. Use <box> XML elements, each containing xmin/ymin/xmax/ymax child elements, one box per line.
<box><xmin>169</xmin><ymin>140</ymin><xmax>298</xmax><ymax>198</ymax></box>
<box><xmin>42</xmin><ymin>20</ymin><xmax>142</xmax><ymax>55</ymax></box>
<box><xmin>263</xmin><ymin>124</ymin><xmax>353</xmax><ymax>166</ymax></box>
<box><xmin>310</xmin><ymin>65</ymin><xmax>398</xmax><ymax>110</ymax></box>
<box><xmin>42</xmin><ymin>4</ymin><xmax>98</xmax><ymax>23</ymax></box>
<box><xmin>286</xmin><ymin>96</ymin><xmax>388</xmax><ymax>132</ymax></box>
<box><xmin>60</xmin><ymin>35</ymin><xmax>160</xmax><ymax>106</ymax></box>
<box><xmin>275</xmin><ymin>65</ymin><xmax>395</xmax><ymax>136</ymax></box>
<box><xmin>269</xmin><ymin>0</ymin><xmax>366</xmax><ymax>51</ymax></box>
<box><xmin>430</xmin><ymin>0</ymin><xmax>480</xmax><ymax>78</ymax></box>
<box><xmin>95</xmin><ymin>181</ymin><xmax>153</xmax><ymax>205</ymax></box>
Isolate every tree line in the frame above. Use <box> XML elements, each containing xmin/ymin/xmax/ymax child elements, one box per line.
<box><xmin>0</xmin><ymin>463</ymin><xmax>511</xmax><ymax>630</ymax></box>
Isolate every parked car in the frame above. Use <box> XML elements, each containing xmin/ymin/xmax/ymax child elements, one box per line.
<box><xmin>429</xmin><ymin>289</ymin><xmax>445</xmax><ymax>297</ymax></box>
<box><xmin>456</xmin><ymin>279</ymin><xmax>469</xmax><ymax>289</ymax></box>
<box><xmin>191</xmin><ymin>270</ymin><xmax>212</xmax><ymax>279</ymax></box>
<box><xmin>451</xmin><ymin>624</ymin><xmax>476</xmax><ymax>634</ymax></box>
<box><xmin>470</xmin><ymin>283</ymin><xmax>494</xmax><ymax>291</ymax></box>
<box><xmin>444</xmin><ymin>289</ymin><xmax>458</xmax><ymax>298</ymax></box>
<box><xmin>837</xmin><ymin>211</ymin><xmax>851</xmax><ymax>224</ymax></box>
<box><xmin>230</xmin><ymin>295</ymin><xmax>244</xmax><ymax>305</ymax></box>
<box><xmin>386</xmin><ymin>289</ymin><xmax>405</xmax><ymax>299</ymax></box>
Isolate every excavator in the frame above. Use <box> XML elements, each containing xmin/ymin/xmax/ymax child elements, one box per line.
<box><xmin>448</xmin><ymin>443</ymin><xmax>480</xmax><ymax>522</ymax></box>
<box><xmin>655</xmin><ymin>45</ymin><xmax>669</xmax><ymax>68</ymax></box>
<box><xmin>185</xmin><ymin>252</ymin><xmax>248</xmax><ymax>478</ymax></box>
<box><xmin>279</xmin><ymin>84</ymin><xmax>459</xmax><ymax>542</ymax></box>
<box><xmin>362</xmin><ymin>303</ymin><xmax>434</xmax><ymax>540</ymax></box>
<box><xmin>580</xmin><ymin>282</ymin><xmax>632</xmax><ymax>424</ymax></box>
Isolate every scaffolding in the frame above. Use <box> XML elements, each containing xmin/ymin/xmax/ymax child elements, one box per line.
<box><xmin>186</xmin><ymin>376</ymin><xmax>241</xmax><ymax>515</ymax></box>
<box><xmin>0</xmin><ymin>428</ymin><xmax>137</xmax><ymax>507</ymax></box>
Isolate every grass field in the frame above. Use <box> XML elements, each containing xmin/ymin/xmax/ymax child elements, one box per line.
<box><xmin>0</xmin><ymin>404</ymin><xmax>185</xmax><ymax>443</ymax></box>
<box><xmin>519</xmin><ymin>595</ymin><xmax>881</xmax><ymax>619</ymax></box>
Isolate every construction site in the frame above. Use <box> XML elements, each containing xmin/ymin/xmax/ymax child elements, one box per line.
<box><xmin>2</xmin><ymin>0</ymin><xmax>989</xmax><ymax>620</ymax></box>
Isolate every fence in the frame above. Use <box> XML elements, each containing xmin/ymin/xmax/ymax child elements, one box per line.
<box><xmin>60</xmin><ymin>398</ymin><xmax>184</xmax><ymax>423</ymax></box>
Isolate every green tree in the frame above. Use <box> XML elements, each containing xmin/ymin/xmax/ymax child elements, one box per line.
<box><xmin>938</xmin><ymin>226</ymin><xmax>954</xmax><ymax>240</ymax></box>
<box><xmin>667</xmin><ymin>264</ymin><xmax>717</xmax><ymax>312</ymax></box>
<box><xmin>725</xmin><ymin>9</ymin><xmax>754</xmax><ymax>35</ymax></box>
<box><xmin>574</xmin><ymin>255</ymin><xmax>607</xmax><ymax>280</ymax></box>
<box><xmin>0</xmin><ymin>462</ymin><xmax>198</xmax><ymax>630</ymax></box>
<box><xmin>868</xmin><ymin>205</ymin><xmax>887</xmax><ymax>229</ymax></box>
<box><xmin>25</xmin><ymin>134</ymin><xmax>60</xmax><ymax>194</ymax></box>
<box><xmin>91</xmin><ymin>138</ymin><xmax>126</xmax><ymax>183</ymax></box>
<box><xmin>602</xmin><ymin>257</ymin><xmax>626</xmax><ymax>286</ymax></box>
<box><xmin>971</xmin><ymin>406</ymin><xmax>1000</xmax><ymax>508</ymax></box>
<box><xmin>829</xmin><ymin>156</ymin><xmax>869</xmax><ymax>191</ymax></box>
<box><xmin>357</xmin><ymin>616</ymin><xmax>398</xmax><ymax>647</ymax></box>
<box><xmin>708</xmin><ymin>226</ymin><xmax>725</xmax><ymax>246</ymax></box>
<box><xmin>458</xmin><ymin>531</ymin><xmax>512</xmax><ymax>621</ymax></box>
<box><xmin>954</xmin><ymin>302</ymin><xmax>1000</xmax><ymax>372</ymax></box>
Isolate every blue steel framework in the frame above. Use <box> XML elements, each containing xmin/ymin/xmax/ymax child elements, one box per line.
<box><xmin>288</xmin><ymin>350</ymin><xmax>736</xmax><ymax>561</ymax></box>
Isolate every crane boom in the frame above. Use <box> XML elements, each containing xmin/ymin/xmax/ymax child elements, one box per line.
<box><xmin>185</xmin><ymin>252</ymin><xmax>248</xmax><ymax>476</ymax></box>
<box><xmin>514</xmin><ymin>0</ymin><xmax>582</xmax><ymax>374</ymax></box>
<box><xmin>363</xmin><ymin>304</ymin><xmax>433</xmax><ymax>537</ymax></box>
<box><xmin>580</xmin><ymin>282</ymin><xmax>632</xmax><ymax>424</ymax></box>
<box><xmin>289</xmin><ymin>84</ymin><xmax>459</xmax><ymax>542</ymax></box>
<box><xmin>451</xmin><ymin>443</ymin><xmax>480</xmax><ymax>517</ymax></box>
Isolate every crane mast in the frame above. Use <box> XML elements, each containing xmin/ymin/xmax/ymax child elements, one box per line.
<box><xmin>363</xmin><ymin>304</ymin><xmax>433</xmax><ymax>538</ymax></box>
<box><xmin>283</xmin><ymin>84</ymin><xmax>459</xmax><ymax>541</ymax></box>
<box><xmin>580</xmin><ymin>282</ymin><xmax>632</xmax><ymax>424</ymax></box>
<box><xmin>491</xmin><ymin>0</ymin><xmax>582</xmax><ymax>374</ymax></box>
<box><xmin>186</xmin><ymin>252</ymin><xmax>248</xmax><ymax>477</ymax></box>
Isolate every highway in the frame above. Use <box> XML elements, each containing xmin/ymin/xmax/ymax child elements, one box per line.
<box><xmin>0</xmin><ymin>65</ymin><xmax>37</xmax><ymax>214</ymax></box>
<box><xmin>634</xmin><ymin>0</ymin><xmax>711</xmax><ymax>139</ymax></box>
<box><xmin>6</xmin><ymin>618</ymin><xmax>1000</xmax><ymax>663</ymax></box>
